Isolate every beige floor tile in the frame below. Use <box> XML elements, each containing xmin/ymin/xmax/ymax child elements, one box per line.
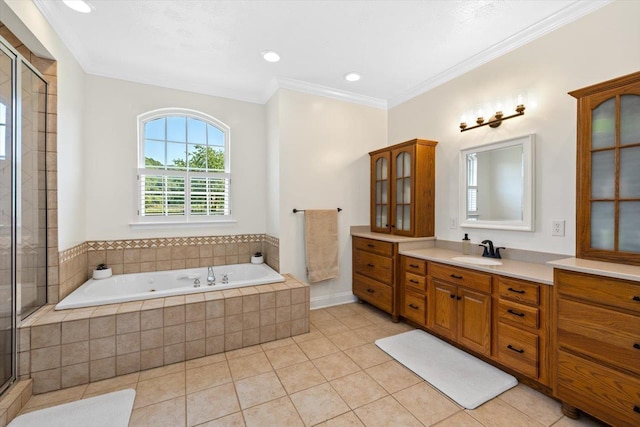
<box><xmin>185</xmin><ymin>353</ymin><xmax>226</xmax><ymax>370</ymax></box>
<box><xmin>297</xmin><ymin>337</ymin><xmax>340</xmax><ymax>359</ymax></box>
<box><xmin>316</xmin><ymin>411</ymin><xmax>364</xmax><ymax>427</ymax></box>
<box><xmin>227</xmin><ymin>352</ymin><xmax>273</xmax><ymax>381</ymax></box>
<box><xmin>235</xmin><ymin>371</ymin><xmax>287</xmax><ymax>409</ymax></box>
<box><xmin>365</xmin><ymin>360</ymin><xmax>421</xmax><ymax>394</ymax></box>
<box><xmin>326</xmin><ymin>330</ymin><xmax>368</xmax><ymax>350</ymax></box>
<box><xmin>381</xmin><ymin>321</ymin><xmax>414</xmax><ymax>335</ymax></box>
<box><xmin>338</xmin><ymin>314</ymin><xmax>374</xmax><ymax>330</ymax></box>
<box><xmin>186</xmin><ymin>382</ymin><xmax>240</xmax><ymax>426</ymax></box>
<box><xmin>433</xmin><ymin>411</ymin><xmax>483</xmax><ymax>427</ymax></box>
<box><xmin>324</xmin><ymin>304</ymin><xmax>359</xmax><ymax>319</ymax></box>
<box><xmin>260</xmin><ymin>337</ymin><xmax>295</xmax><ymax>351</ymax></box>
<box><xmin>134</xmin><ymin>371</ymin><xmax>185</xmax><ymax>409</ymax></box>
<box><xmin>313</xmin><ymin>352</ymin><xmax>361</xmax><ymax>381</ymax></box>
<box><xmin>394</xmin><ymin>382</ymin><xmax>460</xmax><ymax>425</ymax></box>
<box><xmin>129</xmin><ymin>396</ymin><xmax>186</xmax><ymax>427</ymax></box>
<box><xmin>467</xmin><ymin>398</ymin><xmax>545</xmax><ymax>427</ymax></box>
<box><xmin>264</xmin><ymin>343</ymin><xmax>308</xmax><ymax>369</ymax></box>
<box><xmin>138</xmin><ymin>361</ymin><xmax>185</xmax><ymax>381</ymax></box>
<box><xmin>276</xmin><ymin>360</ymin><xmax>327</xmax><ymax>394</ymax></box>
<box><xmin>343</xmin><ymin>343</ymin><xmax>391</xmax><ymax>369</ymax></box>
<box><xmin>292</xmin><ymin>325</ymin><xmax>325</xmax><ymax>344</ymax></box>
<box><xmin>225</xmin><ymin>345</ymin><xmax>263</xmax><ymax>360</ymax></box>
<box><xmin>498</xmin><ymin>384</ymin><xmax>563</xmax><ymax>426</ymax></box>
<box><xmin>330</xmin><ymin>371</ymin><xmax>388</xmax><ymax>410</ymax></box>
<box><xmin>313</xmin><ymin>319</ymin><xmax>351</xmax><ymax>336</ymax></box>
<box><xmin>83</xmin><ymin>372</ymin><xmax>139</xmax><ymax>397</ymax></box>
<box><xmin>354</xmin><ymin>395</ymin><xmax>422</xmax><ymax>427</ymax></box>
<box><xmin>186</xmin><ymin>360</ymin><xmax>232</xmax><ymax>394</ymax></box>
<box><xmin>21</xmin><ymin>397</ymin><xmax>78</xmax><ymax>414</ymax></box>
<box><xmin>356</xmin><ymin>306</ymin><xmax>393</xmax><ymax>324</ymax></box>
<box><xmin>290</xmin><ymin>383</ymin><xmax>350</xmax><ymax>426</ymax></box>
<box><xmin>197</xmin><ymin>412</ymin><xmax>246</xmax><ymax>427</ymax></box>
<box><xmin>551</xmin><ymin>415</ymin><xmax>610</xmax><ymax>427</ymax></box>
<box><xmin>243</xmin><ymin>396</ymin><xmax>304</xmax><ymax>427</ymax></box>
<box><xmin>352</xmin><ymin>324</ymin><xmax>394</xmax><ymax>343</ymax></box>
<box><xmin>310</xmin><ymin>309</ymin><xmax>336</xmax><ymax>324</ymax></box>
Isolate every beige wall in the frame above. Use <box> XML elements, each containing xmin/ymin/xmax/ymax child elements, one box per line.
<box><xmin>275</xmin><ymin>89</ymin><xmax>387</xmax><ymax>307</ymax></box>
<box><xmin>388</xmin><ymin>0</ymin><xmax>640</xmax><ymax>255</ymax></box>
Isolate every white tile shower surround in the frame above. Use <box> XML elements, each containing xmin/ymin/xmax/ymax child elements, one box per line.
<box><xmin>16</xmin><ymin>303</ymin><xmax>608</xmax><ymax>427</ymax></box>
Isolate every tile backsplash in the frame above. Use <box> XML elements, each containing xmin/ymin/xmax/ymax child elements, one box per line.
<box><xmin>57</xmin><ymin>234</ymin><xmax>280</xmax><ymax>302</ymax></box>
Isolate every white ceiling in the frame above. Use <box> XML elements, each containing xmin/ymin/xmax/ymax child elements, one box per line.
<box><xmin>33</xmin><ymin>0</ymin><xmax>609</xmax><ymax>108</ymax></box>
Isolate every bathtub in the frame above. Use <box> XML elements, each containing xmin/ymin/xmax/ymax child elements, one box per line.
<box><xmin>55</xmin><ymin>263</ymin><xmax>285</xmax><ymax>310</ymax></box>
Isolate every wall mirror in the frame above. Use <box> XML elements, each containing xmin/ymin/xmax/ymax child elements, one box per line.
<box><xmin>459</xmin><ymin>134</ymin><xmax>535</xmax><ymax>231</ymax></box>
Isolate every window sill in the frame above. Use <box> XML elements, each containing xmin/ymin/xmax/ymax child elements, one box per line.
<box><xmin>129</xmin><ymin>219</ymin><xmax>237</xmax><ymax>229</ymax></box>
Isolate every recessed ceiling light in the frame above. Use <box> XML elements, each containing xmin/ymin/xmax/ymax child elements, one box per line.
<box><xmin>262</xmin><ymin>51</ymin><xmax>280</xmax><ymax>63</ymax></box>
<box><xmin>63</xmin><ymin>0</ymin><xmax>93</xmax><ymax>13</ymax></box>
<box><xmin>344</xmin><ymin>72</ymin><xmax>361</xmax><ymax>82</ymax></box>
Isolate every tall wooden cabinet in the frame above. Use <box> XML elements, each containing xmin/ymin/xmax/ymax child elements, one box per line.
<box><xmin>369</xmin><ymin>139</ymin><xmax>437</xmax><ymax>237</ymax></box>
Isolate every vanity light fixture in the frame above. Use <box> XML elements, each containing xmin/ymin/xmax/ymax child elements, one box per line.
<box><xmin>63</xmin><ymin>0</ymin><xmax>93</xmax><ymax>13</ymax></box>
<box><xmin>261</xmin><ymin>51</ymin><xmax>280</xmax><ymax>63</ymax></box>
<box><xmin>459</xmin><ymin>104</ymin><xmax>525</xmax><ymax>132</ymax></box>
<box><xmin>344</xmin><ymin>72</ymin><xmax>361</xmax><ymax>82</ymax></box>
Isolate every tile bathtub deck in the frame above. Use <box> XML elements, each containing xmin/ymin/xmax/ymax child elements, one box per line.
<box><xmin>17</xmin><ymin>302</ymin><xmax>608</xmax><ymax>427</ymax></box>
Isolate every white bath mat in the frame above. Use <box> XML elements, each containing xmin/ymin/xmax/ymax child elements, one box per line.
<box><xmin>9</xmin><ymin>389</ymin><xmax>135</xmax><ymax>427</ymax></box>
<box><xmin>375</xmin><ymin>329</ymin><xmax>517</xmax><ymax>409</ymax></box>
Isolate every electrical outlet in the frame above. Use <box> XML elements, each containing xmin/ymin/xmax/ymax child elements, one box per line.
<box><xmin>449</xmin><ymin>217</ymin><xmax>457</xmax><ymax>229</ymax></box>
<box><xmin>552</xmin><ymin>220</ymin><xmax>565</xmax><ymax>236</ymax></box>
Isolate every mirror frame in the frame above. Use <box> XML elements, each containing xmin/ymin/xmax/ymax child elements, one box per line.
<box><xmin>459</xmin><ymin>133</ymin><xmax>535</xmax><ymax>231</ymax></box>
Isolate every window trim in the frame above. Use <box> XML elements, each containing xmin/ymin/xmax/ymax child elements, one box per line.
<box><xmin>136</xmin><ymin>108</ymin><xmax>232</xmax><ymax>224</ymax></box>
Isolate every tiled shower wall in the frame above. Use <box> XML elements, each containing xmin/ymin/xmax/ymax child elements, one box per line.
<box><xmin>57</xmin><ymin>234</ymin><xmax>281</xmax><ymax>302</ymax></box>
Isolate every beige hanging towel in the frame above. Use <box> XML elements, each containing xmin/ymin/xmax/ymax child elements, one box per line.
<box><xmin>304</xmin><ymin>209</ymin><xmax>339</xmax><ymax>283</ymax></box>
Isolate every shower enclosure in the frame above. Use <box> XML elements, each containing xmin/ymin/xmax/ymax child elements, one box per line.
<box><xmin>0</xmin><ymin>37</ymin><xmax>48</xmax><ymax>394</ymax></box>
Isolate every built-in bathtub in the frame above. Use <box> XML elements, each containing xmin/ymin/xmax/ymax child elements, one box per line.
<box><xmin>55</xmin><ymin>263</ymin><xmax>285</xmax><ymax>310</ymax></box>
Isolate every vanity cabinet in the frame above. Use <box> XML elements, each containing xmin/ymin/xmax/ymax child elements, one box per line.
<box><xmin>554</xmin><ymin>268</ymin><xmax>640</xmax><ymax>427</ymax></box>
<box><xmin>352</xmin><ymin>237</ymin><xmax>398</xmax><ymax>320</ymax></box>
<box><xmin>427</xmin><ymin>262</ymin><xmax>492</xmax><ymax>356</ymax></box>
<box><xmin>495</xmin><ymin>276</ymin><xmax>550</xmax><ymax>384</ymax></box>
<box><xmin>369</xmin><ymin>139</ymin><xmax>437</xmax><ymax>237</ymax></box>
<box><xmin>399</xmin><ymin>256</ymin><xmax>427</xmax><ymax>326</ymax></box>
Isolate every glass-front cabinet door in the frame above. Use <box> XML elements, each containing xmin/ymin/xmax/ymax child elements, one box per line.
<box><xmin>370</xmin><ymin>151</ymin><xmax>391</xmax><ymax>234</ymax></box>
<box><xmin>571</xmin><ymin>72</ymin><xmax>640</xmax><ymax>264</ymax></box>
<box><xmin>391</xmin><ymin>146</ymin><xmax>415</xmax><ymax>236</ymax></box>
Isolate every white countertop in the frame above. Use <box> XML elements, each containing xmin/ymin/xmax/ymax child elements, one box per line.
<box><xmin>399</xmin><ymin>247</ymin><xmax>555</xmax><ymax>285</ymax></box>
<box><xmin>351</xmin><ymin>230</ymin><xmax>437</xmax><ymax>244</ymax></box>
<box><xmin>549</xmin><ymin>257</ymin><xmax>640</xmax><ymax>282</ymax></box>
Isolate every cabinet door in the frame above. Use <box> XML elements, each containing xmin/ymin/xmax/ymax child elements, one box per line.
<box><xmin>457</xmin><ymin>287</ymin><xmax>491</xmax><ymax>356</ymax></box>
<box><xmin>370</xmin><ymin>151</ymin><xmax>391</xmax><ymax>234</ymax></box>
<box><xmin>391</xmin><ymin>145</ymin><xmax>415</xmax><ymax>236</ymax></box>
<box><xmin>429</xmin><ymin>279</ymin><xmax>456</xmax><ymax>339</ymax></box>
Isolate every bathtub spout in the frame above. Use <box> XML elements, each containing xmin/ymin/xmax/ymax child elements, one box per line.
<box><xmin>207</xmin><ymin>266</ymin><xmax>216</xmax><ymax>286</ymax></box>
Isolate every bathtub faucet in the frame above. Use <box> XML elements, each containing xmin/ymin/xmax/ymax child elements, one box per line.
<box><xmin>207</xmin><ymin>266</ymin><xmax>216</xmax><ymax>286</ymax></box>
<box><xmin>222</xmin><ymin>274</ymin><xmax>229</xmax><ymax>284</ymax></box>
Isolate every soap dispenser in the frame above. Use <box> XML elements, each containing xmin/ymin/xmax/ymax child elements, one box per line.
<box><xmin>462</xmin><ymin>234</ymin><xmax>471</xmax><ymax>255</ymax></box>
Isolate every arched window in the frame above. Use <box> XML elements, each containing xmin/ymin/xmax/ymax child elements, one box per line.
<box><xmin>137</xmin><ymin>108</ymin><xmax>231</xmax><ymax>222</ymax></box>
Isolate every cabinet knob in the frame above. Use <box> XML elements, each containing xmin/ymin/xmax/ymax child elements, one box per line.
<box><xmin>633</xmin><ymin>343</ymin><xmax>640</xmax><ymax>350</ymax></box>
<box><xmin>507</xmin><ymin>344</ymin><xmax>525</xmax><ymax>354</ymax></box>
<box><xmin>456</xmin><ymin>296</ymin><xmax>462</xmax><ymax>301</ymax></box>
<box><xmin>507</xmin><ymin>287</ymin><xmax>525</xmax><ymax>294</ymax></box>
<box><xmin>634</xmin><ymin>405</ymin><xmax>640</xmax><ymax>414</ymax></box>
<box><xmin>366</xmin><ymin>263</ymin><xmax>374</xmax><ymax>268</ymax></box>
<box><xmin>367</xmin><ymin>244</ymin><xmax>375</xmax><ymax>248</ymax></box>
<box><xmin>450</xmin><ymin>274</ymin><xmax>463</xmax><ymax>280</ymax></box>
<box><xmin>366</xmin><ymin>288</ymin><xmax>375</xmax><ymax>294</ymax></box>
<box><xmin>450</xmin><ymin>294</ymin><xmax>456</xmax><ymax>299</ymax></box>
<box><xmin>633</xmin><ymin>296</ymin><xmax>640</xmax><ymax>302</ymax></box>
<box><xmin>507</xmin><ymin>309</ymin><xmax>525</xmax><ymax>317</ymax></box>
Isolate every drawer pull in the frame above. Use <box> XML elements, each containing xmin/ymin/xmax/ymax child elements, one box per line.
<box><xmin>633</xmin><ymin>296</ymin><xmax>640</xmax><ymax>302</ymax></box>
<box><xmin>634</xmin><ymin>405</ymin><xmax>640</xmax><ymax>414</ymax></box>
<box><xmin>450</xmin><ymin>294</ymin><xmax>456</xmax><ymax>299</ymax></box>
<box><xmin>408</xmin><ymin>304</ymin><xmax>419</xmax><ymax>310</ymax></box>
<box><xmin>507</xmin><ymin>344</ymin><xmax>525</xmax><ymax>354</ymax></box>
<box><xmin>409</xmin><ymin>279</ymin><xmax>419</xmax><ymax>284</ymax></box>
<box><xmin>367</xmin><ymin>244</ymin><xmax>375</xmax><ymax>248</ymax></box>
<box><xmin>450</xmin><ymin>274</ymin><xmax>463</xmax><ymax>279</ymax></box>
<box><xmin>366</xmin><ymin>288</ymin><xmax>375</xmax><ymax>294</ymax></box>
<box><xmin>456</xmin><ymin>296</ymin><xmax>462</xmax><ymax>301</ymax></box>
<box><xmin>409</xmin><ymin>264</ymin><xmax>419</xmax><ymax>268</ymax></box>
<box><xmin>507</xmin><ymin>309</ymin><xmax>525</xmax><ymax>317</ymax></box>
<box><xmin>634</xmin><ymin>343</ymin><xmax>640</xmax><ymax>350</ymax></box>
<box><xmin>366</xmin><ymin>263</ymin><xmax>375</xmax><ymax>268</ymax></box>
<box><xmin>507</xmin><ymin>287</ymin><xmax>525</xmax><ymax>294</ymax></box>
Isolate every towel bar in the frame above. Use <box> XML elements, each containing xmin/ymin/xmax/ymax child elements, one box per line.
<box><xmin>293</xmin><ymin>208</ymin><xmax>342</xmax><ymax>213</ymax></box>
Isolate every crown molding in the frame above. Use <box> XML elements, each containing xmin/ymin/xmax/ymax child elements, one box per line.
<box><xmin>275</xmin><ymin>77</ymin><xmax>387</xmax><ymax>110</ymax></box>
<box><xmin>387</xmin><ymin>0</ymin><xmax>613</xmax><ymax>108</ymax></box>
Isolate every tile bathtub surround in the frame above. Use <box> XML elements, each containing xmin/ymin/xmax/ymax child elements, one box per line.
<box><xmin>16</xmin><ymin>303</ymin><xmax>608</xmax><ymax>427</ymax></box>
<box><xmin>0</xmin><ymin>379</ymin><xmax>32</xmax><ymax>426</ymax></box>
<box><xmin>19</xmin><ymin>275</ymin><xmax>308</xmax><ymax>394</ymax></box>
<box><xmin>56</xmin><ymin>234</ymin><xmax>280</xmax><ymax>304</ymax></box>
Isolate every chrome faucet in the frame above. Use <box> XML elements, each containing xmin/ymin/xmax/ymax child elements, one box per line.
<box><xmin>222</xmin><ymin>274</ymin><xmax>229</xmax><ymax>284</ymax></box>
<box><xmin>207</xmin><ymin>266</ymin><xmax>216</xmax><ymax>286</ymax></box>
<box><xmin>479</xmin><ymin>240</ymin><xmax>506</xmax><ymax>259</ymax></box>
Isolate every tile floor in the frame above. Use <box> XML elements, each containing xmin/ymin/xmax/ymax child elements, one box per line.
<box><xmin>17</xmin><ymin>302</ymin><xmax>609</xmax><ymax>427</ymax></box>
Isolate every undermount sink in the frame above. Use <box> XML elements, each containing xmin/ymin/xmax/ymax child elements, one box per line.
<box><xmin>451</xmin><ymin>256</ymin><xmax>503</xmax><ymax>266</ymax></box>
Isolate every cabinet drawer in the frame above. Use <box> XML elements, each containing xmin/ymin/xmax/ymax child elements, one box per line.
<box><xmin>405</xmin><ymin>272</ymin><xmax>426</xmax><ymax>291</ymax></box>
<box><xmin>402</xmin><ymin>290</ymin><xmax>426</xmax><ymax>325</ymax></box>
<box><xmin>404</xmin><ymin>257</ymin><xmax>427</xmax><ymax>275</ymax></box>
<box><xmin>353</xmin><ymin>273</ymin><xmax>392</xmax><ymax>313</ymax></box>
<box><xmin>354</xmin><ymin>250</ymin><xmax>393</xmax><ymax>285</ymax></box>
<box><xmin>497</xmin><ymin>323</ymin><xmax>538</xmax><ymax>378</ymax></box>
<box><xmin>557</xmin><ymin>298</ymin><xmax>640</xmax><ymax>375</ymax></box>
<box><xmin>353</xmin><ymin>237</ymin><xmax>394</xmax><ymax>257</ymax></box>
<box><xmin>557</xmin><ymin>350</ymin><xmax>640</xmax><ymax>427</ymax></box>
<box><xmin>430</xmin><ymin>262</ymin><xmax>491</xmax><ymax>293</ymax></box>
<box><xmin>498</xmin><ymin>276</ymin><xmax>540</xmax><ymax>305</ymax></box>
<box><xmin>555</xmin><ymin>269</ymin><xmax>640</xmax><ymax>314</ymax></box>
<box><xmin>498</xmin><ymin>299</ymin><xmax>539</xmax><ymax>330</ymax></box>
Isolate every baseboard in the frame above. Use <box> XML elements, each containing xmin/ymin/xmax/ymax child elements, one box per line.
<box><xmin>310</xmin><ymin>291</ymin><xmax>357</xmax><ymax>310</ymax></box>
